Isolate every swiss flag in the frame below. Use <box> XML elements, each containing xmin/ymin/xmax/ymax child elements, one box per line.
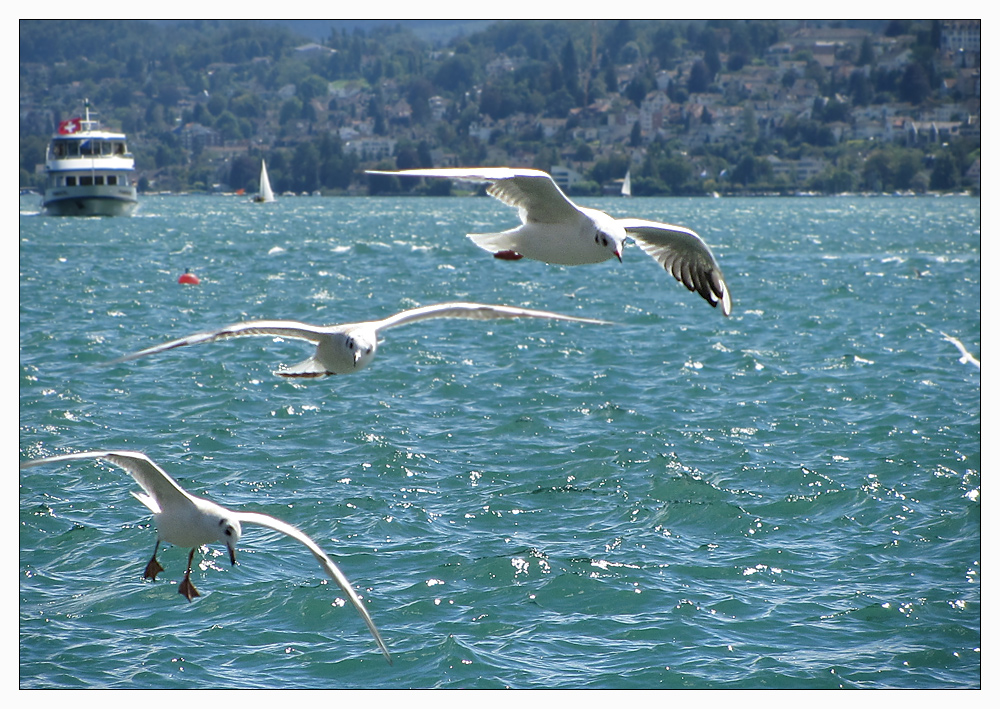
<box><xmin>58</xmin><ymin>118</ymin><xmax>82</xmax><ymax>135</ymax></box>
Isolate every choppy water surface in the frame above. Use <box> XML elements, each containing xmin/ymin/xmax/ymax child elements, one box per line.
<box><xmin>19</xmin><ymin>193</ymin><xmax>980</xmax><ymax>688</ymax></box>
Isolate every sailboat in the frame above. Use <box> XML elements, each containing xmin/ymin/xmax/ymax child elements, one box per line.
<box><xmin>253</xmin><ymin>159</ymin><xmax>276</xmax><ymax>203</ymax></box>
<box><xmin>621</xmin><ymin>169</ymin><xmax>632</xmax><ymax>197</ymax></box>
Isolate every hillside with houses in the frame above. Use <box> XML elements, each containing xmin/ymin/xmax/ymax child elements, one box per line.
<box><xmin>19</xmin><ymin>19</ymin><xmax>980</xmax><ymax>196</ymax></box>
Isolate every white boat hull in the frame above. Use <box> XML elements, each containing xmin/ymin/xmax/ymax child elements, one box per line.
<box><xmin>43</xmin><ymin>185</ymin><xmax>138</xmax><ymax>216</ymax></box>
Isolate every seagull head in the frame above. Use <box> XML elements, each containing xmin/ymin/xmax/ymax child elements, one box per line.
<box><xmin>596</xmin><ymin>228</ymin><xmax>624</xmax><ymax>262</ymax></box>
<box><xmin>588</xmin><ymin>212</ymin><xmax>627</xmax><ymax>263</ymax></box>
<box><xmin>217</xmin><ymin>517</ymin><xmax>242</xmax><ymax>565</ymax></box>
<box><xmin>315</xmin><ymin>331</ymin><xmax>378</xmax><ymax>375</ymax></box>
<box><xmin>344</xmin><ymin>331</ymin><xmax>377</xmax><ymax>370</ymax></box>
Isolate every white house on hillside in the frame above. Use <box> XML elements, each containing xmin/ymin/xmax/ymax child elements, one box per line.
<box><xmin>550</xmin><ymin>165</ymin><xmax>585</xmax><ymax>191</ymax></box>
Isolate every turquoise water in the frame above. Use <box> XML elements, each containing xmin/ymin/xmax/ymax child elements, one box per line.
<box><xmin>19</xmin><ymin>193</ymin><xmax>980</xmax><ymax>688</ymax></box>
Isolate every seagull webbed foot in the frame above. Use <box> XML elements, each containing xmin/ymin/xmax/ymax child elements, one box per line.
<box><xmin>143</xmin><ymin>556</ymin><xmax>165</xmax><ymax>581</ymax></box>
<box><xmin>178</xmin><ymin>576</ymin><xmax>200</xmax><ymax>602</ymax></box>
<box><xmin>178</xmin><ymin>547</ymin><xmax>200</xmax><ymax>601</ymax></box>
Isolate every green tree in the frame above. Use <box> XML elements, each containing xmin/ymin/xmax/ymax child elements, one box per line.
<box><xmin>589</xmin><ymin>154</ymin><xmax>631</xmax><ymax>186</ymax></box>
<box><xmin>606</xmin><ymin>20</ymin><xmax>635</xmax><ymax>62</ymax></box>
<box><xmin>291</xmin><ymin>141</ymin><xmax>320</xmax><ymax>192</ymax></box>
<box><xmin>20</xmin><ymin>135</ymin><xmax>49</xmax><ymax>182</ymax></box>
<box><xmin>858</xmin><ymin>36</ymin><xmax>875</xmax><ymax>66</ymax></box>
<box><xmin>560</xmin><ymin>38</ymin><xmax>582</xmax><ymax>104</ymax></box>
<box><xmin>862</xmin><ymin>150</ymin><xmax>893</xmax><ymax>190</ymax></box>
<box><xmin>650</xmin><ymin>26</ymin><xmax>678</xmax><ymax>66</ymax></box>
<box><xmin>885</xmin><ymin>20</ymin><xmax>911</xmax><ymax>37</ymax></box>
<box><xmin>434</xmin><ymin>54</ymin><xmax>475</xmax><ymax>93</ymax></box>
<box><xmin>573</xmin><ymin>142</ymin><xmax>594</xmax><ymax>162</ymax></box>
<box><xmin>394</xmin><ymin>140</ymin><xmax>420</xmax><ymax>171</ymax></box>
<box><xmin>630</xmin><ymin>120</ymin><xmax>642</xmax><ymax>147</ymax></box>
<box><xmin>656</xmin><ymin>154</ymin><xmax>692</xmax><ymax>192</ymax></box>
<box><xmin>731</xmin><ymin>154</ymin><xmax>758</xmax><ymax>185</ymax></box>
<box><xmin>230</xmin><ymin>153</ymin><xmax>260</xmax><ymax>191</ymax></box>
<box><xmin>214</xmin><ymin>111</ymin><xmax>242</xmax><ymax>140</ymax></box>
<box><xmin>625</xmin><ymin>70</ymin><xmax>654</xmax><ymax>106</ymax></box>
<box><xmin>741</xmin><ymin>104</ymin><xmax>757</xmax><ymax>140</ymax></box>
<box><xmin>929</xmin><ymin>152</ymin><xmax>959</xmax><ymax>190</ymax></box>
<box><xmin>279</xmin><ymin>97</ymin><xmax>303</xmax><ymax>124</ymax></box>
<box><xmin>894</xmin><ymin>150</ymin><xmax>924</xmax><ymax>190</ymax></box>
<box><xmin>848</xmin><ymin>70</ymin><xmax>873</xmax><ymax>106</ymax></box>
<box><xmin>407</xmin><ymin>78</ymin><xmax>435</xmax><ymax>123</ymax></box>
<box><xmin>688</xmin><ymin>60</ymin><xmax>711</xmax><ymax>94</ymax></box>
<box><xmin>814</xmin><ymin>168</ymin><xmax>857</xmax><ymax>193</ymax></box>
<box><xmin>603</xmin><ymin>60</ymin><xmax>618</xmax><ymax>94</ymax></box>
<box><xmin>206</xmin><ymin>93</ymin><xmax>226</xmax><ymax>116</ymax></box>
<box><xmin>297</xmin><ymin>74</ymin><xmax>329</xmax><ymax>102</ymax></box>
<box><xmin>701</xmin><ymin>30</ymin><xmax>721</xmax><ymax>80</ymax></box>
<box><xmin>900</xmin><ymin>62</ymin><xmax>931</xmax><ymax>104</ymax></box>
<box><xmin>230</xmin><ymin>92</ymin><xmax>262</xmax><ymax>118</ymax></box>
<box><xmin>545</xmin><ymin>88</ymin><xmax>575</xmax><ymax>117</ymax></box>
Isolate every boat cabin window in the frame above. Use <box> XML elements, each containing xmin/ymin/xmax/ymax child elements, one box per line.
<box><xmin>52</xmin><ymin>140</ymin><xmax>80</xmax><ymax>158</ymax></box>
<box><xmin>66</xmin><ymin>176</ymin><xmax>76</xmax><ymax>186</ymax></box>
<box><xmin>80</xmin><ymin>176</ymin><xmax>93</xmax><ymax>186</ymax></box>
<box><xmin>107</xmin><ymin>175</ymin><xmax>118</xmax><ymax>185</ymax></box>
<box><xmin>94</xmin><ymin>176</ymin><xmax>105</xmax><ymax>185</ymax></box>
<box><xmin>51</xmin><ymin>139</ymin><xmax>128</xmax><ymax>159</ymax></box>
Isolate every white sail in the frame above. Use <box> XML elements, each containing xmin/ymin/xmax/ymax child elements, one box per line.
<box><xmin>621</xmin><ymin>169</ymin><xmax>632</xmax><ymax>197</ymax></box>
<box><xmin>255</xmin><ymin>159</ymin><xmax>276</xmax><ymax>203</ymax></box>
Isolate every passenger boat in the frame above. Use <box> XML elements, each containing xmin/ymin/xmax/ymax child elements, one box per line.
<box><xmin>42</xmin><ymin>101</ymin><xmax>138</xmax><ymax>216</ymax></box>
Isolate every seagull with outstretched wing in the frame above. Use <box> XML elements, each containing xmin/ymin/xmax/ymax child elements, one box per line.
<box><xmin>366</xmin><ymin>167</ymin><xmax>732</xmax><ymax>316</ymax></box>
<box><xmin>20</xmin><ymin>450</ymin><xmax>392</xmax><ymax>663</ymax></box>
<box><xmin>104</xmin><ymin>301</ymin><xmax>611</xmax><ymax>378</ymax></box>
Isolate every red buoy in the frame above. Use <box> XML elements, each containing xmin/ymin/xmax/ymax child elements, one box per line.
<box><xmin>178</xmin><ymin>269</ymin><xmax>200</xmax><ymax>285</ymax></box>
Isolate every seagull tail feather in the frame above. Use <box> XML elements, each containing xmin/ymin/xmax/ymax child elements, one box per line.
<box><xmin>276</xmin><ymin>356</ymin><xmax>331</xmax><ymax>378</ymax></box>
<box><xmin>468</xmin><ymin>231</ymin><xmax>518</xmax><ymax>254</ymax></box>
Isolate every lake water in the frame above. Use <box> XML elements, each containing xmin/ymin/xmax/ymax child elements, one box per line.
<box><xmin>18</xmin><ymin>192</ymin><xmax>980</xmax><ymax>689</ymax></box>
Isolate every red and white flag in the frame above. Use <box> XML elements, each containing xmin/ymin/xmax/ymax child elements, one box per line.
<box><xmin>58</xmin><ymin>118</ymin><xmax>82</xmax><ymax>135</ymax></box>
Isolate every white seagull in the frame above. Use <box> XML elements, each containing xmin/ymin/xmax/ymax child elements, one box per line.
<box><xmin>105</xmin><ymin>301</ymin><xmax>611</xmax><ymax>378</ymax></box>
<box><xmin>941</xmin><ymin>331</ymin><xmax>980</xmax><ymax>369</ymax></box>
<box><xmin>19</xmin><ymin>450</ymin><xmax>392</xmax><ymax>664</ymax></box>
<box><xmin>366</xmin><ymin>167</ymin><xmax>732</xmax><ymax>316</ymax></box>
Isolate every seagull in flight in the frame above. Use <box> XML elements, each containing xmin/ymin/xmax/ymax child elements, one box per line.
<box><xmin>105</xmin><ymin>301</ymin><xmax>611</xmax><ymax>378</ymax></box>
<box><xmin>19</xmin><ymin>450</ymin><xmax>392</xmax><ymax>664</ymax></box>
<box><xmin>366</xmin><ymin>167</ymin><xmax>732</xmax><ymax>316</ymax></box>
<box><xmin>941</xmin><ymin>331</ymin><xmax>980</xmax><ymax>369</ymax></box>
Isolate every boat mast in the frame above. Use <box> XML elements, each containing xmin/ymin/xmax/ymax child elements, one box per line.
<box><xmin>80</xmin><ymin>98</ymin><xmax>99</xmax><ymax>132</ymax></box>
